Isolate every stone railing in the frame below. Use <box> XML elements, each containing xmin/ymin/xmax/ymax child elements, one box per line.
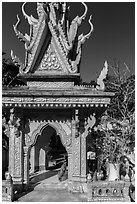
<box><xmin>2</xmin><ymin>173</ymin><xmax>13</xmax><ymax>202</ymax></box>
<box><xmin>87</xmin><ymin>180</ymin><xmax>131</xmax><ymax>202</ymax></box>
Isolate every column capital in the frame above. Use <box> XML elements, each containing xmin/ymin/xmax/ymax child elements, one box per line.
<box><xmin>23</xmin><ymin>146</ymin><xmax>29</xmax><ymax>154</ymax></box>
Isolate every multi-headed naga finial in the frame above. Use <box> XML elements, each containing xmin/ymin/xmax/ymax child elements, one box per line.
<box><xmin>13</xmin><ymin>2</ymin><xmax>94</xmax><ymax>74</ymax></box>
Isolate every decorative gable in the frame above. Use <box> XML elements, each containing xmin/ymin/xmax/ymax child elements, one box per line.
<box><xmin>36</xmin><ymin>40</ymin><xmax>69</xmax><ymax>74</ymax></box>
<box><xmin>11</xmin><ymin>2</ymin><xmax>93</xmax><ymax>77</ymax></box>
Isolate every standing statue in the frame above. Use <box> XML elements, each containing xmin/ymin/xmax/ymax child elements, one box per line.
<box><xmin>107</xmin><ymin>163</ymin><xmax>119</xmax><ymax>181</ymax></box>
<box><xmin>119</xmin><ymin>155</ymin><xmax>134</xmax><ymax>181</ymax></box>
<box><xmin>58</xmin><ymin>161</ymin><xmax>68</xmax><ymax>182</ymax></box>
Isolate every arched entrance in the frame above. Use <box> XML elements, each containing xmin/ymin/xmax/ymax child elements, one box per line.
<box><xmin>28</xmin><ymin>122</ymin><xmax>70</xmax><ymax>185</ymax></box>
<box><xmin>86</xmin><ymin>133</ymin><xmax>97</xmax><ymax>179</ymax></box>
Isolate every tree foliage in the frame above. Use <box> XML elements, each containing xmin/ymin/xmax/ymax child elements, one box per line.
<box><xmin>2</xmin><ymin>53</ymin><xmax>26</xmax><ymax>87</ymax></box>
<box><xmin>94</xmin><ymin>60</ymin><xmax>135</xmax><ymax>163</ymax></box>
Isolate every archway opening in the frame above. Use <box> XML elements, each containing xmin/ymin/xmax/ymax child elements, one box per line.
<box><xmin>29</xmin><ymin>125</ymin><xmax>68</xmax><ymax>184</ymax></box>
<box><xmin>86</xmin><ymin>133</ymin><xmax>98</xmax><ymax>180</ymax></box>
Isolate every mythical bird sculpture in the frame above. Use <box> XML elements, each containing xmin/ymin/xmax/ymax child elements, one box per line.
<box><xmin>96</xmin><ymin>61</ymin><xmax>108</xmax><ymax>91</ymax></box>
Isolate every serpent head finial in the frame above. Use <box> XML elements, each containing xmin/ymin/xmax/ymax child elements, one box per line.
<box><xmin>22</xmin><ymin>2</ymin><xmax>36</xmax><ymax>25</ymax></box>
<box><xmin>22</xmin><ymin>3</ymin><xmax>29</xmax><ymax>20</ymax></box>
<box><xmin>80</xmin><ymin>2</ymin><xmax>88</xmax><ymax>21</ymax></box>
<box><xmin>79</xmin><ymin>15</ymin><xmax>93</xmax><ymax>44</ymax></box>
<box><xmin>13</xmin><ymin>14</ymin><xmax>20</xmax><ymax>32</ymax></box>
<box><xmin>86</xmin><ymin>15</ymin><xmax>94</xmax><ymax>38</ymax></box>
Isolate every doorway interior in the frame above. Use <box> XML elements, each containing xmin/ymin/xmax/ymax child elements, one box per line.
<box><xmin>29</xmin><ymin>125</ymin><xmax>68</xmax><ymax>185</ymax></box>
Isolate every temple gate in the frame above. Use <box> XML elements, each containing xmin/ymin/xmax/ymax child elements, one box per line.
<box><xmin>2</xmin><ymin>2</ymin><xmax>115</xmax><ymax>199</ymax></box>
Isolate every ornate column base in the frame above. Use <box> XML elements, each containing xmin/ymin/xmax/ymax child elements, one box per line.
<box><xmin>123</xmin><ymin>181</ymin><xmax>131</xmax><ymax>202</ymax></box>
<box><xmin>12</xmin><ymin>183</ymin><xmax>23</xmax><ymax>197</ymax></box>
<box><xmin>2</xmin><ymin>172</ymin><xmax>13</xmax><ymax>202</ymax></box>
<box><xmin>68</xmin><ymin>180</ymin><xmax>87</xmax><ymax>193</ymax></box>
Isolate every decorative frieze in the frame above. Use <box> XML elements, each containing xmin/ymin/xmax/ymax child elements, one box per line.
<box><xmin>27</xmin><ymin>81</ymin><xmax>74</xmax><ymax>88</ymax></box>
<box><xmin>2</xmin><ymin>97</ymin><xmax>110</xmax><ymax>108</ymax></box>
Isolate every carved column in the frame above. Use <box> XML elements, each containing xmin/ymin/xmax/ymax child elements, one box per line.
<box><xmin>80</xmin><ymin>113</ymin><xmax>96</xmax><ymax>182</ymax></box>
<box><xmin>23</xmin><ymin>146</ymin><xmax>30</xmax><ymax>185</ymax></box>
<box><xmin>80</xmin><ymin>131</ymin><xmax>87</xmax><ymax>182</ymax></box>
<box><xmin>72</xmin><ymin>109</ymin><xmax>81</xmax><ymax>181</ymax></box>
<box><xmin>79</xmin><ymin>109</ymin><xmax>87</xmax><ymax>183</ymax></box>
<box><xmin>67</xmin><ymin>153</ymin><xmax>72</xmax><ymax>180</ymax></box>
<box><xmin>8</xmin><ymin>108</ymin><xmax>23</xmax><ymax>185</ymax></box>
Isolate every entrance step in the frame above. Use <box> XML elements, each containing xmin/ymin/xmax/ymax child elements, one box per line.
<box><xmin>33</xmin><ymin>181</ymin><xmax>68</xmax><ymax>190</ymax></box>
<box><xmin>29</xmin><ymin>169</ymin><xmax>68</xmax><ymax>190</ymax></box>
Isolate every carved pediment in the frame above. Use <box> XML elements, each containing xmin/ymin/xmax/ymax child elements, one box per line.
<box><xmin>39</xmin><ymin>44</ymin><xmax>62</xmax><ymax>71</ymax></box>
<box><xmin>36</xmin><ymin>41</ymin><xmax>68</xmax><ymax>74</ymax></box>
<box><xmin>12</xmin><ymin>2</ymin><xmax>93</xmax><ymax>76</ymax></box>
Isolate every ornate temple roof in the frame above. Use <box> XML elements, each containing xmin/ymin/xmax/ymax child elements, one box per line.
<box><xmin>3</xmin><ymin>2</ymin><xmax>114</xmax><ymax>108</ymax></box>
<box><xmin>11</xmin><ymin>2</ymin><xmax>93</xmax><ymax>77</ymax></box>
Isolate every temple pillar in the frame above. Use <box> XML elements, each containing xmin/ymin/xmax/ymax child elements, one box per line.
<box><xmin>72</xmin><ymin>109</ymin><xmax>81</xmax><ymax>181</ymax></box>
<box><xmin>8</xmin><ymin>108</ymin><xmax>23</xmax><ymax>187</ymax></box>
<box><xmin>68</xmin><ymin>110</ymin><xmax>83</xmax><ymax>193</ymax></box>
<box><xmin>80</xmin><ymin>132</ymin><xmax>87</xmax><ymax>182</ymax></box>
<box><xmin>23</xmin><ymin>146</ymin><xmax>30</xmax><ymax>186</ymax></box>
<box><xmin>67</xmin><ymin>151</ymin><xmax>73</xmax><ymax>181</ymax></box>
<box><xmin>80</xmin><ymin>113</ymin><xmax>96</xmax><ymax>190</ymax></box>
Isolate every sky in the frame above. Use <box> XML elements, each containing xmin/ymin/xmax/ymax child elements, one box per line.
<box><xmin>2</xmin><ymin>2</ymin><xmax>135</xmax><ymax>82</ymax></box>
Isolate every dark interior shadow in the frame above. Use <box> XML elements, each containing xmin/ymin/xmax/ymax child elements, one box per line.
<box><xmin>30</xmin><ymin>169</ymin><xmax>59</xmax><ymax>185</ymax></box>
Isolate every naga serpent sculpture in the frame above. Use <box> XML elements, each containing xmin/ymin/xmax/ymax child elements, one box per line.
<box><xmin>67</xmin><ymin>2</ymin><xmax>88</xmax><ymax>46</ymax></box>
<box><xmin>71</xmin><ymin>15</ymin><xmax>93</xmax><ymax>70</ymax></box>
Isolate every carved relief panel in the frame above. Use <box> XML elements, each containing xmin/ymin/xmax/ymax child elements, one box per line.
<box><xmin>8</xmin><ymin>108</ymin><xmax>23</xmax><ymax>183</ymax></box>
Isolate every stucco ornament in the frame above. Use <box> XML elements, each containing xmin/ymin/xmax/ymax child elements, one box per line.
<box><xmin>85</xmin><ymin>113</ymin><xmax>96</xmax><ymax>134</ymax></box>
<box><xmin>96</xmin><ymin>60</ymin><xmax>108</xmax><ymax>91</ymax></box>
